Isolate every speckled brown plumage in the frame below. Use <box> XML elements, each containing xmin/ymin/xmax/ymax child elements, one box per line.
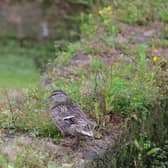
<box><xmin>46</xmin><ymin>90</ymin><xmax>95</xmax><ymax>137</ymax></box>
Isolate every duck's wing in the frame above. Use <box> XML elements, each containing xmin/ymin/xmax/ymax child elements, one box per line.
<box><xmin>69</xmin><ymin>104</ymin><xmax>97</xmax><ymax>127</ymax></box>
<box><xmin>69</xmin><ymin>104</ymin><xmax>88</xmax><ymax>119</ymax></box>
<box><xmin>50</xmin><ymin>104</ymin><xmax>70</xmax><ymax>121</ymax></box>
<box><xmin>63</xmin><ymin>116</ymin><xmax>94</xmax><ymax>137</ymax></box>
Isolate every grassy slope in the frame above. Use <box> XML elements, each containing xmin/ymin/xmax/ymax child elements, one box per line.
<box><xmin>0</xmin><ymin>0</ymin><xmax>167</xmax><ymax>167</ymax></box>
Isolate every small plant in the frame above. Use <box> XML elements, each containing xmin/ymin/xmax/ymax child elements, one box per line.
<box><xmin>54</xmin><ymin>41</ymin><xmax>81</xmax><ymax>66</ymax></box>
<box><xmin>146</xmin><ymin>140</ymin><xmax>168</xmax><ymax>167</ymax></box>
<box><xmin>0</xmin><ymin>154</ymin><xmax>12</xmax><ymax>168</ymax></box>
<box><xmin>162</xmin><ymin>27</ymin><xmax>168</xmax><ymax>40</ymax></box>
<box><xmin>101</xmin><ymin>0</ymin><xmax>168</xmax><ymax>24</ymax></box>
<box><xmin>121</xmin><ymin>3</ymin><xmax>146</xmax><ymax>24</ymax></box>
<box><xmin>98</xmin><ymin>6</ymin><xmax>119</xmax><ymax>36</ymax></box>
<box><xmin>150</xmin><ymin>39</ymin><xmax>168</xmax><ymax>48</ymax></box>
<box><xmin>159</xmin><ymin>6</ymin><xmax>168</xmax><ymax>22</ymax></box>
<box><xmin>102</xmin><ymin>45</ymin><xmax>158</xmax><ymax>119</ymax></box>
<box><xmin>80</xmin><ymin>13</ymin><xmax>96</xmax><ymax>38</ymax></box>
<box><xmin>0</xmin><ymin>88</ymin><xmax>62</xmax><ymax>140</ymax></box>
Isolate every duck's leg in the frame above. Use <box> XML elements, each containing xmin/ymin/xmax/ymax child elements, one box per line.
<box><xmin>60</xmin><ymin>131</ymin><xmax>70</xmax><ymax>146</ymax></box>
<box><xmin>70</xmin><ymin>135</ymin><xmax>80</xmax><ymax>150</ymax></box>
<box><xmin>62</xmin><ymin>135</ymin><xmax>80</xmax><ymax>148</ymax></box>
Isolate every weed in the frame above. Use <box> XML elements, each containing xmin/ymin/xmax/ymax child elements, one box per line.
<box><xmin>161</xmin><ymin>26</ymin><xmax>168</xmax><ymax>40</ymax></box>
<box><xmin>103</xmin><ymin>51</ymin><xmax>157</xmax><ymax>118</ymax></box>
<box><xmin>159</xmin><ymin>5</ymin><xmax>168</xmax><ymax>22</ymax></box>
<box><xmin>149</xmin><ymin>39</ymin><xmax>168</xmax><ymax>48</ymax></box>
<box><xmin>80</xmin><ymin>13</ymin><xmax>96</xmax><ymax>38</ymax></box>
<box><xmin>54</xmin><ymin>41</ymin><xmax>81</xmax><ymax>66</ymax></box>
<box><xmin>99</xmin><ymin>0</ymin><xmax>168</xmax><ymax>24</ymax></box>
<box><xmin>0</xmin><ymin>88</ymin><xmax>62</xmax><ymax>140</ymax></box>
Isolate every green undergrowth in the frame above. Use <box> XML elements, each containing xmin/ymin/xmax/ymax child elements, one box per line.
<box><xmin>0</xmin><ymin>88</ymin><xmax>61</xmax><ymax>140</ymax></box>
<box><xmin>149</xmin><ymin>39</ymin><xmax>168</xmax><ymax>48</ymax></box>
<box><xmin>116</xmin><ymin>95</ymin><xmax>168</xmax><ymax>168</ymax></box>
<box><xmin>69</xmin><ymin>0</ymin><xmax>168</xmax><ymax>24</ymax></box>
<box><xmin>116</xmin><ymin>54</ymin><xmax>167</xmax><ymax>167</ymax></box>
<box><xmin>100</xmin><ymin>0</ymin><xmax>168</xmax><ymax>24</ymax></box>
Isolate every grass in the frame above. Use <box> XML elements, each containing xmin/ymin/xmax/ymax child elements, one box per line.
<box><xmin>149</xmin><ymin>39</ymin><xmax>168</xmax><ymax>48</ymax></box>
<box><xmin>110</xmin><ymin>0</ymin><xmax>168</xmax><ymax>24</ymax></box>
<box><xmin>0</xmin><ymin>55</ymin><xmax>38</xmax><ymax>88</ymax></box>
<box><xmin>0</xmin><ymin>41</ymin><xmax>39</xmax><ymax>88</ymax></box>
<box><xmin>0</xmin><ymin>39</ymin><xmax>55</xmax><ymax>89</ymax></box>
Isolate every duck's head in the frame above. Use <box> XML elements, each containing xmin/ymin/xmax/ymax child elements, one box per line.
<box><xmin>45</xmin><ymin>90</ymin><xmax>68</xmax><ymax>106</ymax></box>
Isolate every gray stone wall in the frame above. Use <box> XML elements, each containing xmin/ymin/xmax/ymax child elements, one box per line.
<box><xmin>0</xmin><ymin>1</ymin><xmax>83</xmax><ymax>40</ymax></box>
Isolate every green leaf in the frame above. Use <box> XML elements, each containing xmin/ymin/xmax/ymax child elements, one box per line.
<box><xmin>147</xmin><ymin>148</ymin><xmax>160</xmax><ymax>156</ymax></box>
<box><xmin>134</xmin><ymin>139</ymin><xmax>142</xmax><ymax>151</ymax></box>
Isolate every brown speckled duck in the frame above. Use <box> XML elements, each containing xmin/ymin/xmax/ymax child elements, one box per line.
<box><xmin>46</xmin><ymin>90</ymin><xmax>95</xmax><ymax>140</ymax></box>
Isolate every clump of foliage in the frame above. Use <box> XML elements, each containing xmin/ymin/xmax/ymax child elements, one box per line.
<box><xmin>159</xmin><ymin>4</ymin><xmax>168</xmax><ymax>22</ymax></box>
<box><xmin>0</xmin><ymin>88</ymin><xmax>61</xmax><ymax>140</ymax></box>
<box><xmin>143</xmin><ymin>140</ymin><xmax>168</xmax><ymax>168</ymax></box>
<box><xmin>93</xmin><ymin>0</ymin><xmax>168</xmax><ymax>24</ymax></box>
<box><xmin>98</xmin><ymin>6</ymin><xmax>119</xmax><ymax>36</ymax></box>
<box><xmin>162</xmin><ymin>26</ymin><xmax>168</xmax><ymax>40</ymax></box>
<box><xmin>115</xmin><ymin>56</ymin><xmax>168</xmax><ymax>167</ymax></box>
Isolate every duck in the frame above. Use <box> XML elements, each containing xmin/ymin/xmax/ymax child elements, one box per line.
<box><xmin>45</xmin><ymin>90</ymin><xmax>96</xmax><ymax>144</ymax></box>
